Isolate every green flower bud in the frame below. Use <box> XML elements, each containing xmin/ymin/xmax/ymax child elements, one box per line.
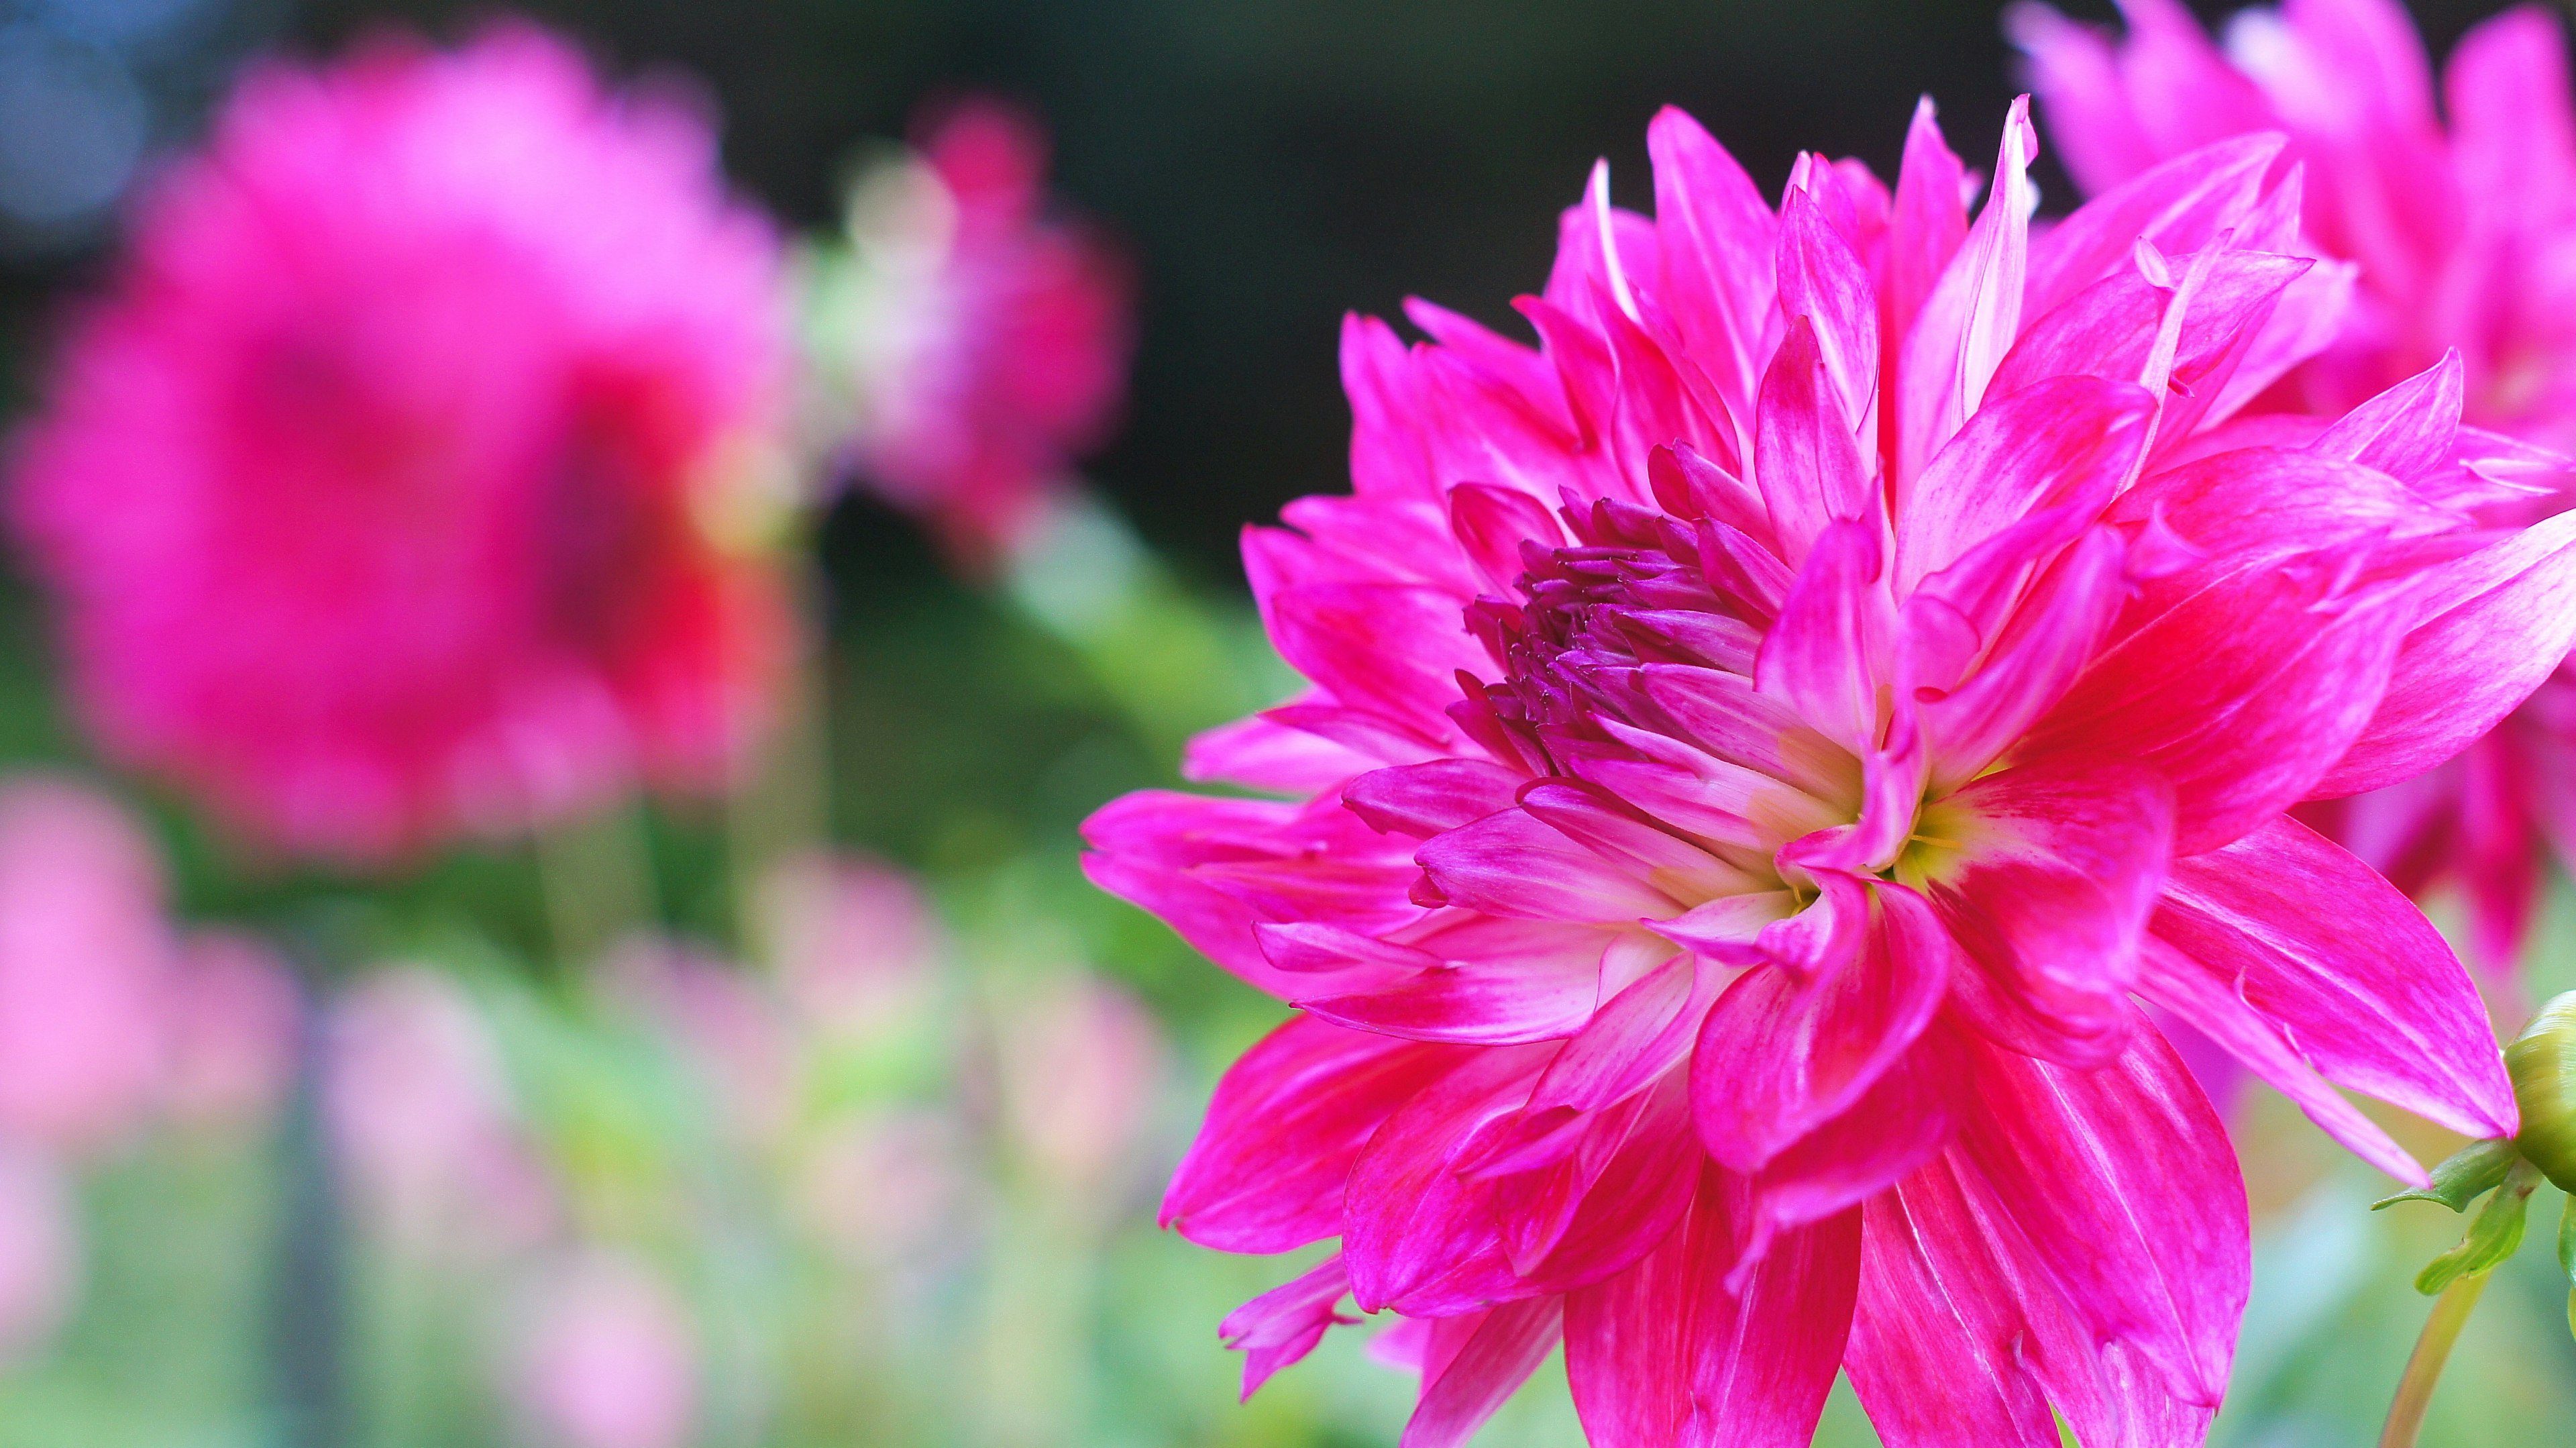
<box><xmin>2507</xmin><ymin>992</ymin><xmax>2576</xmax><ymax>1193</ymax></box>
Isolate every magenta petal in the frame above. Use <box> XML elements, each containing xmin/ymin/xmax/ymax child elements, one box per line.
<box><xmin>1917</xmin><ymin>527</ymin><xmax>2127</xmax><ymax>790</ymax></box>
<box><xmin>1755</xmin><ymin>519</ymin><xmax>1893</xmax><ymax>756</ymax></box>
<box><xmin>1690</xmin><ymin>884</ymin><xmax>1953</xmax><ymax>1174</ymax></box>
<box><xmin>1893</xmin><ymin>375</ymin><xmax>2152</xmax><ymax>594</ymax></box>
<box><xmin>1417</xmin><ymin>807</ymin><xmax>1678</xmax><ymax>922</ymax></box>
<box><xmin>1752</xmin><ymin>317</ymin><xmax>1873</xmax><ymax>565</ymax></box>
<box><xmin>1399</xmin><ymin>1298</ymin><xmax>1566</xmax><ymax>1448</ymax></box>
<box><xmin>2153</xmin><ymin>814</ymin><xmax>2517</xmax><ymax>1140</ymax></box>
<box><xmin>1221</xmin><ymin>1253</ymin><xmax>1355</xmax><ymax>1401</ymax></box>
<box><xmin>1563</xmin><ymin>1163</ymin><xmax>1860</xmax><ymax>1448</ymax></box>
<box><xmin>1299</xmin><ymin>947</ymin><xmax>1601</xmax><ymax>1045</ymax></box>
<box><xmin>2135</xmin><ymin>936</ymin><xmax>2426</xmax><ymax>1185</ymax></box>
<box><xmin>1449</xmin><ymin>482</ymin><xmax>1567</xmax><ymax>598</ymax></box>
<box><xmin>1775</xmin><ymin>184</ymin><xmax>1881</xmax><ymax>429</ymax></box>
<box><xmin>1951</xmin><ymin>1013</ymin><xmax>2247</xmax><ymax>1408</ymax></box>
<box><xmin>1646</xmin><ymin>105</ymin><xmax>1778</xmax><ymax>428</ymax></box>
<box><xmin>1162</xmin><ymin>1013</ymin><xmax>1470</xmax><ymax>1252</ymax></box>
<box><xmin>1344</xmin><ymin>759</ymin><xmax>1524</xmax><ymax>839</ymax></box>
<box><xmin>1923</xmin><ymin>758</ymin><xmax>2174</xmax><ymax>1064</ymax></box>
<box><xmin>2316</xmin><ymin>509</ymin><xmax>2576</xmax><ymax>796</ymax></box>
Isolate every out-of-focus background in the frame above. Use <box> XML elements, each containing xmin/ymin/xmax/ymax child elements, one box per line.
<box><xmin>0</xmin><ymin>1</ymin><xmax>2568</xmax><ymax>1446</ymax></box>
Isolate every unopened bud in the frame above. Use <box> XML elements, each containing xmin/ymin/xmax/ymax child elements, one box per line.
<box><xmin>2508</xmin><ymin>992</ymin><xmax>2576</xmax><ymax>1193</ymax></box>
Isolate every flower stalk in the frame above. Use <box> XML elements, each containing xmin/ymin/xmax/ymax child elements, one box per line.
<box><xmin>2379</xmin><ymin>1270</ymin><xmax>2489</xmax><ymax>1448</ymax></box>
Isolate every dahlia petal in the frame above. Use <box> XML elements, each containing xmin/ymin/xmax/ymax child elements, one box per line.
<box><xmin>2110</xmin><ymin>448</ymin><xmax>2457</xmax><ymax>595</ymax></box>
<box><xmin>1849</xmin><ymin>1140</ymin><xmax>2221</xmax><ymax>1448</ymax></box>
<box><xmin>1775</xmin><ymin>185</ymin><xmax>1880</xmax><ymax>430</ymax></box>
<box><xmin>1493</xmin><ymin>1075</ymin><xmax>1696</xmax><ymax>1273</ymax></box>
<box><xmin>1752</xmin><ymin>319</ymin><xmax>1873</xmax><ymax>565</ymax></box>
<box><xmin>1162</xmin><ymin>1013</ymin><xmax>1471</xmax><ymax>1252</ymax></box>
<box><xmin>1951</xmin><ymin>1013</ymin><xmax>2247</xmax><ymax>1407</ymax></box>
<box><xmin>1221</xmin><ymin>1253</ymin><xmax>1355</xmax><ymax>1401</ymax></box>
<box><xmin>1253</xmin><ymin>921</ymin><xmax>1439</xmax><ymax>977</ymax></box>
<box><xmin>1575</xmin><ymin>719</ymin><xmax>1845</xmax><ymax>851</ymax></box>
<box><xmin>1918</xmin><ymin>527</ymin><xmax>2127</xmax><ymax>790</ymax></box>
<box><xmin>1081</xmin><ymin>851</ymin><xmax>1285</xmax><ymax>993</ymax></box>
<box><xmin>2447</xmin><ymin>5</ymin><xmax>2576</xmax><ymax>205</ymax></box>
<box><xmin>1271</xmin><ymin>582</ymin><xmax>1480</xmax><ymax>731</ymax></box>
<box><xmin>2308</xmin><ymin>350</ymin><xmax>2465</xmax><ymax>482</ymax></box>
<box><xmin>1650</xmin><ymin>891</ymin><xmax>1801</xmax><ymax>964</ymax></box>
<box><xmin>1344</xmin><ymin>759</ymin><xmax>1524</xmax><ymax>839</ymax></box>
<box><xmin>1449</xmin><ymin>483</ymin><xmax>1567</xmax><ymax>598</ymax></box>
<box><xmin>1651</xmin><ymin>445</ymin><xmax>1773</xmax><ymax>543</ymax></box>
<box><xmin>1524</xmin><ymin>949</ymin><xmax>1708</xmax><ymax>1116</ymax></box>
<box><xmin>1755</xmin><ymin>519</ymin><xmax>1893</xmax><ymax>756</ymax></box>
<box><xmin>1894</xmin><ymin>375</ymin><xmax>2153</xmax><ymax>594</ymax></box>
<box><xmin>1299</xmin><ymin>947</ymin><xmax>1601</xmax><ymax>1045</ymax></box>
<box><xmin>1896</xmin><ymin>96</ymin><xmax>2035</xmax><ymax>482</ymax></box>
<box><xmin>1562</xmin><ymin>1163</ymin><xmax>1860</xmax><ymax>1448</ymax></box>
<box><xmin>2019</xmin><ymin>132</ymin><xmax>2280</xmax><ymax>321</ymax></box>
<box><xmin>1342</xmin><ymin>313</ymin><xmax>1438</xmax><ymax>503</ymax></box>
<box><xmin>1922</xmin><ymin>758</ymin><xmax>2174</xmax><ymax>1064</ymax></box>
<box><xmin>1184</xmin><ymin>711</ymin><xmax>1379</xmax><ymax>794</ymax></box>
<box><xmin>1402</xmin><ymin>295</ymin><xmax>1570</xmax><ymax>429</ymax></box>
<box><xmin>1636</xmin><ymin>665</ymin><xmax>1842</xmax><ymax>794</ymax></box>
<box><xmin>2025</xmin><ymin>544</ymin><xmax>2414</xmax><ymax>853</ymax></box>
<box><xmin>1399</xmin><ymin>1298</ymin><xmax>1565</xmax><ymax>1448</ymax></box>
<box><xmin>1417</xmin><ymin>807</ymin><xmax>1678</xmax><ymax>921</ymax></box>
<box><xmin>2314</xmin><ymin>509</ymin><xmax>2576</xmax><ymax>797</ymax></box>
<box><xmin>2153</xmin><ymin>815</ymin><xmax>2517</xmax><ymax>1139</ymax></box>
<box><xmin>1690</xmin><ymin>884</ymin><xmax>1953</xmax><ymax>1174</ymax></box>
<box><xmin>1519</xmin><ymin>781</ymin><xmax>1755</xmax><ymax>900</ymax></box>
<box><xmin>1882</xmin><ymin>97</ymin><xmax>1970</xmax><ymax>372</ymax></box>
<box><xmin>1745</xmin><ymin>1020</ymin><xmax>1965</xmax><ymax>1237</ymax></box>
<box><xmin>1646</xmin><ymin>105</ymin><xmax>1777</xmax><ymax>432</ymax></box>
<box><xmin>2134</xmin><ymin>935</ymin><xmax>2425</xmax><ymax>1184</ymax></box>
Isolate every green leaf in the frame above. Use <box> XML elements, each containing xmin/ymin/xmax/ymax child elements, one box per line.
<box><xmin>2377</xmin><ymin>1136</ymin><xmax>2519</xmax><ymax>1212</ymax></box>
<box><xmin>2418</xmin><ymin>1157</ymin><xmax>2545</xmax><ymax>1295</ymax></box>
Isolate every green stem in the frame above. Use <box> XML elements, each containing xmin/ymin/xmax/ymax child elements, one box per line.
<box><xmin>2379</xmin><ymin>1268</ymin><xmax>2491</xmax><ymax>1448</ymax></box>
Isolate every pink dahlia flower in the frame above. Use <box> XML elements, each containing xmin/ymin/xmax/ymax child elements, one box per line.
<box><xmin>819</xmin><ymin>99</ymin><xmax>1133</xmax><ymax>569</ymax></box>
<box><xmin>1085</xmin><ymin>97</ymin><xmax>2576</xmax><ymax>1445</ymax></box>
<box><xmin>2012</xmin><ymin>0</ymin><xmax>2576</xmax><ymax>973</ymax></box>
<box><xmin>7</xmin><ymin>23</ymin><xmax>794</xmax><ymax>863</ymax></box>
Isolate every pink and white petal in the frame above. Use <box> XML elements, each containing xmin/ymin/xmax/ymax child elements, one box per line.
<box><xmin>1776</xmin><ymin>185</ymin><xmax>1881</xmax><ymax>429</ymax></box>
<box><xmin>1690</xmin><ymin>884</ymin><xmax>1954</xmax><ymax>1174</ymax></box>
<box><xmin>1520</xmin><ymin>781</ymin><xmax>1758</xmax><ymax>900</ymax></box>
<box><xmin>1269</xmin><ymin>582</ymin><xmax>1480</xmax><ymax>734</ymax></box>
<box><xmin>1449</xmin><ymin>482</ymin><xmax>1567</xmax><ymax>599</ymax></box>
<box><xmin>1299</xmin><ymin>949</ymin><xmax>1602</xmax><ymax>1046</ymax></box>
<box><xmin>1400</xmin><ymin>1298</ymin><xmax>1566</xmax><ymax>1448</ymax></box>
<box><xmin>1919</xmin><ymin>527</ymin><xmax>2127</xmax><ymax>791</ymax></box>
<box><xmin>1755</xmin><ymin>519</ymin><xmax>1894</xmax><ymax>757</ymax></box>
<box><xmin>2315</xmin><ymin>509</ymin><xmax>2576</xmax><ymax>797</ymax></box>
<box><xmin>2153</xmin><ymin>814</ymin><xmax>2517</xmax><ymax>1139</ymax></box>
<box><xmin>1638</xmin><ymin>664</ymin><xmax>1849</xmax><ymax>798</ymax></box>
<box><xmin>1917</xmin><ymin>758</ymin><xmax>2174</xmax><ymax>1061</ymax></box>
<box><xmin>1894</xmin><ymin>375</ymin><xmax>2153</xmax><ymax>594</ymax></box>
<box><xmin>1895</xmin><ymin>97</ymin><xmax>2036</xmax><ymax>485</ymax></box>
<box><xmin>1752</xmin><ymin>318</ymin><xmax>1874</xmax><ymax>566</ymax></box>
<box><xmin>1881</xmin><ymin>97</ymin><xmax>1970</xmax><ymax>374</ymax></box>
<box><xmin>1342</xmin><ymin>1046</ymin><xmax>1554</xmax><ymax>1314</ymax></box>
<box><xmin>1163</xmin><ymin>1013</ymin><xmax>1472</xmax><ymax>1252</ymax></box>
<box><xmin>1951</xmin><ymin>1011</ymin><xmax>2247</xmax><ymax>1408</ymax></box>
<box><xmin>1746</xmin><ymin>1020</ymin><xmax>1966</xmax><ymax>1238</ymax></box>
<box><xmin>1417</xmin><ymin>807</ymin><xmax>1679</xmax><ymax>922</ymax></box>
<box><xmin>2134</xmin><ymin>935</ymin><xmax>2426</xmax><ymax>1185</ymax></box>
<box><xmin>1344</xmin><ymin>759</ymin><xmax>1524</xmax><ymax>839</ymax></box>
<box><xmin>1647</xmin><ymin>105</ymin><xmax>1778</xmax><ymax>433</ymax></box>
<box><xmin>1563</xmin><ymin>1163</ymin><xmax>1861</xmax><ymax>1448</ymax></box>
<box><xmin>1222</xmin><ymin>1253</ymin><xmax>1356</xmax><ymax>1400</ymax></box>
<box><xmin>1184</xmin><ymin>710</ymin><xmax>1381</xmax><ymax>795</ymax></box>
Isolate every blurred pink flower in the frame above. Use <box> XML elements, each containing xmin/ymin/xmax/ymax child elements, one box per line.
<box><xmin>828</xmin><ymin>98</ymin><xmax>1132</xmax><ymax>569</ymax></box>
<box><xmin>2014</xmin><ymin>0</ymin><xmax>2576</xmax><ymax>974</ymax></box>
<box><xmin>0</xmin><ymin>1143</ymin><xmax>76</xmax><ymax>1364</ymax></box>
<box><xmin>0</xmin><ymin>776</ymin><xmax>174</xmax><ymax>1156</ymax></box>
<box><xmin>158</xmin><ymin>931</ymin><xmax>299</xmax><ymax>1130</ymax></box>
<box><xmin>994</xmin><ymin>975</ymin><xmax>1163</xmax><ymax>1196</ymax></box>
<box><xmin>794</xmin><ymin>1108</ymin><xmax>970</xmax><ymax>1270</ymax></box>
<box><xmin>1089</xmin><ymin>97</ymin><xmax>2575</xmax><ymax>1443</ymax></box>
<box><xmin>7</xmin><ymin>23</ymin><xmax>795</xmax><ymax>864</ymax></box>
<box><xmin>328</xmin><ymin>967</ymin><xmax>554</xmax><ymax>1254</ymax></box>
<box><xmin>510</xmin><ymin>1249</ymin><xmax>698</xmax><ymax>1448</ymax></box>
<box><xmin>761</xmin><ymin>851</ymin><xmax>940</xmax><ymax>1039</ymax></box>
<box><xmin>596</xmin><ymin>937</ymin><xmax>796</xmax><ymax>1147</ymax></box>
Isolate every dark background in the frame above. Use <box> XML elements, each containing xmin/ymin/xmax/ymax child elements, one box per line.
<box><xmin>0</xmin><ymin>0</ymin><xmax>2532</xmax><ymax>584</ymax></box>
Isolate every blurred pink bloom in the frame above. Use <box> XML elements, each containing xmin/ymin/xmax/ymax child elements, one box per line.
<box><xmin>329</xmin><ymin>967</ymin><xmax>554</xmax><ymax>1254</ymax></box>
<box><xmin>0</xmin><ymin>777</ymin><xmax>174</xmax><ymax>1155</ymax></box>
<box><xmin>597</xmin><ymin>936</ymin><xmax>796</xmax><ymax>1147</ymax></box>
<box><xmin>511</xmin><ymin>1249</ymin><xmax>698</xmax><ymax>1448</ymax></box>
<box><xmin>831</xmin><ymin>98</ymin><xmax>1132</xmax><ymax>569</ymax></box>
<box><xmin>1089</xmin><ymin>97</ymin><xmax>2576</xmax><ymax>1444</ymax></box>
<box><xmin>0</xmin><ymin>1143</ymin><xmax>76</xmax><ymax>1364</ymax></box>
<box><xmin>994</xmin><ymin>975</ymin><xmax>1164</xmax><ymax>1195</ymax></box>
<box><xmin>158</xmin><ymin>931</ymin><xmax>299</xmax><ymax>1129</ymax></box>
<box><xmin>794</xmin><ymin>1108</ymin><xmax>970</xmax><ymax>1270</ymax></box>
<box><xmin>2015</xmin><ymin>0</ymin><xmax>2576</xmax><ymax>974</ymax></box>
<box><xmin>761</xmin><ymin>851</ymin><xmax>940</xmax><ymax>1038</ymax></box>
<box><xmin>7</xmin><ymin>23</ymin><xmax>795</xmax><ymax>864</ymax></box>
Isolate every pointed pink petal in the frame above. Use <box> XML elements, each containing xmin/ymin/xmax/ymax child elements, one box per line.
<box><xmin>1754</xmin><ymin>519</ymin><xmax>1892</xmax><ymax>756</ymax></box>
<box><xmin>1895</xmin><ymin>97</ymin><xmax>2035</xmax><ymax>483</ymax></box>
<box><xmin>1184</xmin><ymin>710</ymin><xmax>1379</xmax><ymax>794</ymax></box>
<box><xmin>1222</xmin><ymin>1253</ymin><xmax>1356</xmax><ymax>1400</ymax></box>
<box><xmin>1162</xmin><ymin>1013</ymin><xmax>1470</xmax><ymax>1252</ymax></box>
<box><xmin>1299</xmin><ymin>943</ymin><xmax>1601</xmax><ymax>1046</ymax></box>
<box><xmin>2135</xmin><ymin>935</ymin><xmax>2425</xmax><ymax>1184</ymax></box>
<box><xmin>1399</xmin><ymin>1298</ymin><xmax>1565</xmax><ymax>1448</ymax></box>
<box><xmin>2019</xmin><ymin>132</ymin><xmax>2280</xmax><ymax>321</ymax></box>
<box><xmin>2315</xmin><ymin>509</ymin><xmax>2576</xmax><ymax>796</ymax></box>
<box><xmin>1918</xmin><ymin>527</ymin><xmax>2127</xmax><ymax>791</ymax></box>
<box><xmin>1880</xmin><ymin>97</ymin><xmax>1970</xmax><ymax>381</ymax></box>
<box><xmin>1344</xmin><ymin>759</ymin><xmax>1523</xmax><ymax>839</ymax></box>
<box><xmin>1563</xmin><ymin>1163</ymin><xmax>1861</xmax><ymax>1448</ymax></box>
<box><xmin>1951</xmin><ymin>1013</ymin><xmax>2247</xmax><ymax>1408</ymax></box>
<box><xmin>1647</xmin><ymin>105</ymin><xmax>1778</xmax><ymax>431</ymax></box>
<box><xmin>1448</xmin><ymin>482</ymin><xmax>1565</xmax><ymax>599</ymax></box>
<box><xmin>1924</xmin><ymin>758</ymin><xmax>2174</xmax><ymax>1064</ymax></box>
<box><xmin>1752</xmin><ymin>318</ymin><xmax>1873</xmax><ymax>566</ymax></box>
<box><xmin>2153</xmin><ymin>814</ymin><xmax>2517</xmax><ymax>1139</ymax></box>
<box><xmin>1417</xmin><ymin>807</ymin><xmax>1678</xmax><ymax>921</ymax></box>
<box><xmin>1894</xmin><ymin>375</ymin><xmax>2153</xmax><ymax>595</ymax></box>
<box><xmin>1690</xmin><ymin>883</ymin><xmax>1954</xmax><ymax>1174</ymax></box>
<box><xmin>1776</xmin><ymin>185</ymin><xmax>1880</xmax><ymax>429</ymax></box>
